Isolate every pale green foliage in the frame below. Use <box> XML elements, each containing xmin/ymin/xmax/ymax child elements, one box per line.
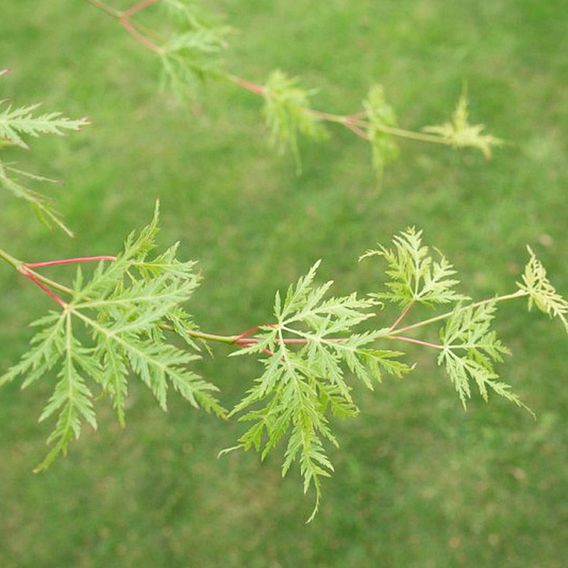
<box><xmin>518</xmin><ymin>247</ymin><xmax>568</xmax><ymax>332</ymax></box>
<box><xmin>0</xmin><ymin>73</ymin><xmax>88</xmax><ymax>235</ymax></box>
<box><xmin>228</xmin><ymin>260</ymin><xmax>411</xmax><ymax>521</ymax></box>
<box><xmin>262</xmin><ymin>70</ymin><xmax>327</xmax><ymax>172</ymax></box>
<box><xmin>86</xmin><ymin>4</ymin><xmax>505</xmax><ymax>175</ymax></box>
<box><xmin>159</xmin><ymin>0</ymin><xmax>230</xmax><ymax>100</ymax></box>
<box><xmin>2</xmin><ymin>212</ymin><xmax>564</xmax><ymax>518</ymax></box>
<box><xmin>0</xmin><ymin>206</ymin><xmax>225</xmax><ymax>470</ymax></box>
<box><xmin>423</xmin><ymin>91</ymin><xmax>502</xmax><ymax>158</ymax></box>
<box><xmin>0</xmin><ymin>163</ymin><xmax>73</xmax><ymax>237</ymax></box>
<box><xmin>0</xmin><ymin>101</ymin><xmax>87</xmax><ymax>149</ymax></box>
<box><xmin>363</xmin><ymin>228</ymin><xmax>533</xmax><ymax>412</ymax></box>
<box><xmin>360</xmin><ymin>227</ymin><xmax>468</xmax><ymax>307</ymax></box>
<box><xmin>438</xmin><ymin>302</ymin><xmax>527</xmax><ymax>410</ymax></box>
<box><xmin>363</xmin><ymin>85</ymin><xmax>399</xmax><ymax>177</ymax></box>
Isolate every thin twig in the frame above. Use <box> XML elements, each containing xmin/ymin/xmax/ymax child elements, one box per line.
<box><xmin>25</xmin><ymin>256</ymin><xmax>117</xmax><ymax>269</ymax></box>
<box><xmin>390</xmin><ymin>301</ymin><xmax>414</xmax><ymax>331</ymax></box>
<box><xmin>86</xmin><ymin>0</ymin><xmax>122</xmax><ymax>18</ymax></box>
<box><xmin>120</xmin><ymin>17</ymin><xmax>163</xmax><ymax>53</ymax></box>
<box><xmin>123</xmin><ymin>0</ymin><xmax>160</xmax><ymax>19</ymax></box>
<box><xmin>19</xmin><ymin>268</ymin><xmax>67</xmax><ymax>307</ymax></box>
<box><xmin>227</xmin><ymin>74</ymin><xmax>266</xmax><ymax>95</ymax></box>
<box><xmin>234</xmin><ymin>323</ymin><xmax>276</xmax><ymax>343</ymax></box>
<box><xmin>392</xmin><ymin>291</ymin><xmax>528</xmax><ymax>335</ymax></box>
<box><xmin>387</xmin><ymin>335</ymin><xmax>443</xmax><ymax>350</ymax></box>
<box><xmin>343</xmin><ymin>121</ymin><xmax>369</xmax><ymax>140</ymax></box>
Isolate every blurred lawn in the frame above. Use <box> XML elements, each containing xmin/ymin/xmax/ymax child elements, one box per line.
<box><xmin>1</xmin><ymin>0</ymin><xmax>567</xmax><ymax>566</ymax></box>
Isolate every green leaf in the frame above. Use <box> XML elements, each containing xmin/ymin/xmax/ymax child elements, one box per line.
<box><xmin>0</xmin><ymin>83</ymin><xmax>87</xmax><ymax>235</ymax></box>
<box><xmin>518</xmin><ymin>246</ymin><xmax>568</xmax><ymax>332</ymax></box>
<box><xmin>34</xmin><ymin>313</ymin><xmax>98</xmax><ymax>472</ymax></box>
<box><xmin>361</xmin><ymin>227</ymin><xmax>468</xmax><ymax>308</ymax></box>
<box><xmin>1</xmin><ymin>209</ymin><xmax>225</xmax><ymax>468</ymax></box>
<box><xmin>363</xmin><ymin>85</ymin><xmax>399</xmax><ymax>178</ymax></box>
<box><xmin>162</xmin><ymin>0</ymin><xmax>203</xmax><ymax>26</ymax></box>
<box><xmin>262</xmin><ymin>70</ymin><xmax>327</xmax><ymax>172</ymax></box>
<box><xmin>0</xmin><ymin>311</ymin><xmax>66</xmax><ymax>389</ymax></box>
<box><xmin>159</xmin><ymin>1</ymin><xmax>230</xmax><ymax>101</ymax></box>
<box><xmin>0</xmin><ymin>161</ymin><xmax>73</xmax><ymax>236</ymax></box>
<box><xmin>0</xmin><ymin>101</ymin><xmax>88</xmax><ymax>149</ymax></box>
<box><xmin>230</xmin><ymin>261</ymin><xmax>410</xmax><ymax>520</ymax></box>
<box><xmin>438</xmin><ymin>302</ymin><xmax>529</xmax><ymax>412</ymax></box>
<box><xmin>423</xmin><ymin>90</ymin><xmax>502</xmax><ymax>158</ymax></box>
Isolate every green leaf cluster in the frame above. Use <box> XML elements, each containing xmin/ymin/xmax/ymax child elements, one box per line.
<box><xmin>424</xmin><ymin>91</ymin><xmax>503</xmax><ymax>158</ymax></box>
<box><xmin>159</xmin><ymin>0</ymin><xmax>230</xmax><ymax>100</ymax></box>
<box><xmin>438</xmin><ymin>302</ymin><xmax>526</xmax><ymax>410</ymax></box>
<box><xmin>361</xmin><ymin>227</ymin><xmax>468</xmax><ymax>307</ymax></box>
<box><xmin>85</xmin><ymin>3</ymin><xmax>505</xmax><ymax>176</ymax></box>
<box><xmin>0</xmin><ymin>206</ymin><xmax>224</xmax><ymax>470</ymax></box>
<box><xmin>0</xmin><ymin>101</ymin><xmax>87</xmax><ymax>149</ymax></box>
<box><xmin>363</xmin><ymin>84</ymin><xmax>399</xmax><ymax>177</ymax></box>
<box><xmin>229</xmin><ymin>260</ymin><xmax>411</xmax><ymax>521</ymax></box>
<box><xmin>0</xmin><ymin>73</ymin><xmax>88</xmax><ymax>234</ymax></box>
<box><xmin>262</xmin><ymin>70</ymin><xmax>327</xmax><ymax>172</ymax></box>
<box><xmin>3</xmin><ymin>211</ymin><xmax>567</xmax><ymax>519</ymax></box>
<box><xmin>364</xmin><ymin>228</ymin><xmax>530</xmax><ymax>412</ymax></box>
<box><xmin>518</xmin><ymin>246</ymin><xmax>568</xmax><ymax>332</ymax></box>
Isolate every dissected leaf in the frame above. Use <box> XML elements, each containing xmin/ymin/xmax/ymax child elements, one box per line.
<box><xmin>159</xmin><ymin>0</ymin><xmax>230</xmax><ymax>101</ymax></box>
<box><xmin>437</xmin><ymin>301</ymin><xmax>528</xmax><ymax>411</ymax></box>
<box><xmin>0</xmin><ymin>101</ymin><xmax>88</xmax><ymax>149</ymax></box>
<box><xmin>363</xmin><ymin>85</ymin><xmax>399</xmax><ymax>177</ymax></box>
<box><xmin>518</xmin><ymin>246</ymin><xmax>568</xmax><ymax>332</ymax></box>
<box><xmin>230</xmin><ymin>261</ymin><xmax>411</xmax><ymax>520</ymax></box>
<box><xmin>0</xmin><ymin>162</ymin><xmax>73</xmax><ymax>236</ymax></box>
<box><xmin>1</xmin><ymin>207</ymin><xmax>225</xmax><ymax>468</ymax></box>
<box><xmin>0</xmin><ymin>81</ymin><xmax>87</xmax><ymax>235</ymax></box>
<box><xmin>361</xmin><ymin>227</ymin><xmax>468</xmax><ymax>308</ymax></box>
<box><xmin>423</xmin><ymin>91</ymin><xmax>502</xmax><ymax>158</ymax></box>
<box><xmin>262</xmin><ymin>70</ymin><xmax>327</xmax><ymax>172</ymax></box>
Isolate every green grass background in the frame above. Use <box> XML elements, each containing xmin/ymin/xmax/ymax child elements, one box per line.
<box><xmin>1</xmin><ymin>0</ymin><xmax>567</xmax><ymax>566</ymax></box>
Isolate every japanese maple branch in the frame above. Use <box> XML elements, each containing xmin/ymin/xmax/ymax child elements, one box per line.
<box><xmin>0</xmin><ymin>247</ymin><xmax>528</xmax><ymax>352</ymax></box>
<box><xmin>85</xmin><ymin>0</ymin><xmax>457</xmax><ymax>146</ymax></box>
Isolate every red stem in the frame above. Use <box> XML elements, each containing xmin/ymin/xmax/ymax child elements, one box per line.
<box><xmin>235</xmin><ymin>324</ymin><xmax>276</xmax><ymax>355</ymax></box>
<box><xmin>123</xmin><ymin>0</ymin><xmax>160</xmax><ymax>18</ymax></box>
<box><xmin>343</xmin><ymin>121</ymin><xmax>369</xmax><ymax>140</ymax></box>
<box><xmin>19</xmin><ymin>268</ymin><xmax>67</xmax><ymax>307</ymax></box>
<box><xmin>234</xmin><ymin>323</ymin><xmax>276</xmax><ymax>342</ymax></box>
<box><xmin>25</xmin><ymin>256</ymin><xmax>116</xmax><ymax>269</ymax></box>
<box><xmin>234</xmin><ymin>337</ymin><xmax>310</xmax><ymax>346</ymax></box>
<box><xmin>234</xmin><ymin>337</ymin><xmax>273</xmax><ymax>356</ymax></box>
<box><xmin>347</xmin><ymin>111</ymin><xmax>367</xmax><ymax>120</ymax></box>
<box><xmin>120</xmin><ymin>17</ymin><xmax>162</xmax><ymax>53</ymax></box>
<box><xmin>229</xmin><ymin>75</ymin><xmax>266</xmax><ymax>96</ymax></box>
<box><xmin>390</xmin><ymin>302</ymin><xmax>414</xmax><ymax>331</ymax></box>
